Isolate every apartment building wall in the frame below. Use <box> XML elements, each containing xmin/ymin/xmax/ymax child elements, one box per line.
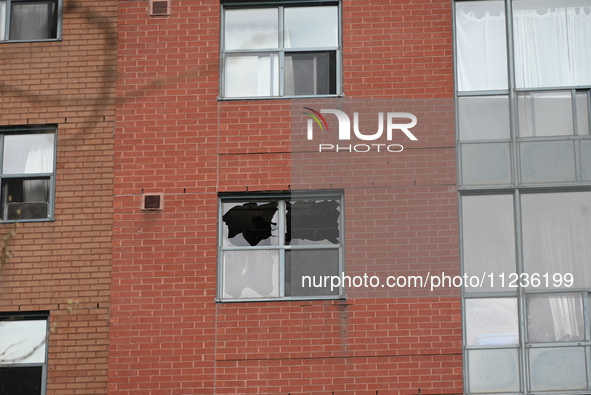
<box><xmin>111</xmin><ymin>0</ymin><xmax>460</xmax><ymax>394</ymax></box>
<box><xmin>0</xmin><ymin>0</ymin><xmax>117</xmax><ymax>393</ymax></box>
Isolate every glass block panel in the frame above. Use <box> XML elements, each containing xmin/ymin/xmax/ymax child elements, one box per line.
<box><xmin>582</xmin><ymin>140</ymin><xmax>591</xmax><ymax>181</ymax></box>
<box><xmin>455</xmin><ymin>1</ymin><xmax>508</xmax><ymax>91</ymax></box>
<box><xmin>460</xmin><ymin>142</ymin><xmax>511</xmax><ymax>185</ymax></box>
<box><xmin>284</xmin><ymin>51</ymin><xmax>336</xmax><ymax>96</ymax></box>
<box><xmin>224</xmin><ymin>54</ymin><xmax>279</xmax><ymax>98</ymax></box>
<box><xmin>529</xmin><ymin>347</ymin><xmax>587</xmax><ymax>391</ymax></box>
<box><xmin>462</xmin><ymin>195</ymin><xmax>516</xmax><ymax>293</ymax></box>
<box><xmin>518</xmin><ymin>91</ymin><xmax>574</xmax><ymax>137</ymax></box>
<box><xmin>513</xmin><ymin>0</ymin><xmax>591</xmax><ymax>88</ymax></box>
<box><xmin>465</xmin><ymin>298</ymin><xmax>519</xmax><ymax>346</ymax></box>
<box><xmin>286</xmin><ymin>199</ymin><xmax>340</xmax><ymax>245</ymax></box>
<box><xmin>221</xmin><ymin>202</ymin><xmax>279</xmax><ymax>247</ymax></box>
<box><xmin>0</xmin><ymin>366</ymin><xmax>43</xmax><ymax>395</ymax></box>
<box><xmin>222</xmin><ymin>250</ymin><xmax>279</xmax><ymax>299</ymax></box>
<box><xmin>458</xmin><ymin>96</ymin><xmax>510</xmax><ymax>140</ymax></box>
<box><xmin>467</xmin><ymin>349</ymin><xmax>520</xmax><ymax>393</ymax></box>
<box><xmin>527</xmin><ymin>293</ymin><xmax>584</xmax><ymax>342</ymax></box>
<box><xmin>0</xmin><ymin>320</ymin><xmax>47</xmax><ymax>364</ymax></box>
<box><xmin>522</xmin><ymin>192</ymin><xmax>591</xmax><ymax>289</ymax></box>
<box><xmin>520</xmin><ymin>140</ymin><xmax>576</xmax><ymax>183</ymax></box>
<box><xmin>284</xmin><ymin>6</ymin><xmax>338</xmax><ymax>49</ymax></box>
<box><xmin>224</xmin><ymin>8</ymin><xmax>278</xmax><ymax>50</ymax></box>
<box><xmin>285</xmin><ymin>249</ymin><xmax>340</xmax><ymax>297</ymax></box>
<box><xmin>576</xmin><ymin>91</ymin><xmax>589</xmax><ymax>135</ymax></box>
<box><xmin>3</xmin><ymin>133</ymin><xmax>54</xmax><ymax>174</ymax></box>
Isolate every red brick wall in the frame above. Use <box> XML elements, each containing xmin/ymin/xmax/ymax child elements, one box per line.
<box><xmin>0</xmin><ymin>0</ymin><xmax>117</xmax><ymax>393</ymax></box>
<box><xmin>112</xmin><ymin>0</ymin><xmax>461</xmax><ymax>394</ymax></box>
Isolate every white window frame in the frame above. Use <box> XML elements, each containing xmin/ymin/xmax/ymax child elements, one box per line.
<box><xmin>219</xmin><ymin>0</ymin><xmax>342</xmax><ymax>100</ymax></box>
<box><xmin>217</xmin><ymin>190</ymin><xmax>345</xmax><ymax>302</ymax></box>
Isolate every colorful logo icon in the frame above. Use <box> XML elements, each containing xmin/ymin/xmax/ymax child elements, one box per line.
<box><xmin>302</xmin><ymin>107</ymin><xmax>329</xmax><ymax>132</ymax></box>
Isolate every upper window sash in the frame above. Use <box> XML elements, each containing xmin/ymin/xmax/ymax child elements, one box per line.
<box><xmin>454</xmin><ymin>0</ymin><xmax>591</xmax><ymax>92</ymax></box>
<box><xmin>220</xmin><ymin>2</ymin><xmax>341</xmax><ymax>99</ymax></box>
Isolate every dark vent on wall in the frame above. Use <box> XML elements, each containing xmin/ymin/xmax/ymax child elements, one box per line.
<box><xmin>141</xmin><ymin>193</ymin><xmax>164</xmax><ymax>211</ymax></box>
<box><xmin>149</xmin><ymin>0</ymin><xmax>171</xmax><ymax>16</ymax></box>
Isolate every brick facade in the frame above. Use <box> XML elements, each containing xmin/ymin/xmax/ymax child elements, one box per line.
<box><xmin>0</xmin><ymin>0</ymin><xmax>116</xmax><ymax>393</ymax></box>
<box><xmin>111</xmin><ymin>0</ymin><xmax>461</xmax><ymax>394</ymax></box>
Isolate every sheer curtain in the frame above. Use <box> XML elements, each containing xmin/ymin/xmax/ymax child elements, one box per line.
<box><xmin>522</xmin><ymin>192</ymin><xmax>591</xmax><ymax>341</ymax></box>
<box><xmin>455</xmin><ymin>1</ymin><xmax>508</xmax><ymax>91</ymax></box>
<box><xmin>23</xmin><ymin>142</ymin><xmax>53</xmax><ymax>202</ymax></box>
<box><xmin>514</xmin><ymin>3</ymin><xmax>591</xmax><ymax>88</ymax></box>
<box><xmin>548</xmin><ymin>295</ymin><xmax>583</xmax><ymax>341</ymax></box>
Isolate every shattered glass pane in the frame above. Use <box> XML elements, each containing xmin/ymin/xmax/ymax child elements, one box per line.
<box><xmin>222</xmin><ymin>202</ymin><xmax>278</xmax><ymax>247</ymax></box>
<box><xmin>286</xmin><ymin>200</ymin><xmax>340</xmax><ymax>245</ymax></box>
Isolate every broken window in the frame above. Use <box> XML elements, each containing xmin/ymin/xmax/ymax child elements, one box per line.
<box><xmin>219</xmin><ymin>192</ymin><xmax>343</xmax><ymax>301</ymax></box>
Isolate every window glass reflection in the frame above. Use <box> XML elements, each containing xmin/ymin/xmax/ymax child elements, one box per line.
<box><xmin>3</xmin><ymin>133</ymin><xmax>54</xmax><ymax>174</ymax></box>
<box><xmin>462</xmin><ymin>195</ymin><xmax>516</xmax><ymax>292</ymax></box>
<box><xmin>284</xmin><ymin>6</ymin><xmax>338</xmax><ymax>48</ymax></box>
<box><xmin>466</xmin><ymin>298</ymin><xmax>519</xmax><ymax>346</ymax></box>
<box><xmin>527</xmin><ymin>293</ymin><xmax>584</xmax><ymax>342</ymax></box>
<box><xmin>224</xmin><ymin>8</ymin><xmax>278</xmax><ymax>50</ymax></box>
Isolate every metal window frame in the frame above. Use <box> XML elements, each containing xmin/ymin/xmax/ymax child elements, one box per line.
<box><xmin>216</xmin><ymin>190</ymin><xmax>345</xmax><ymax>302</ymax></box>
<box><xmin>0</xmin><ymin>125</ymin><xmax>57</xmax><ymax>223</ymax></box>
<box><xmin>454</xmin><ymin>1</ymin><xmax>591</xmax><ymax>393</ymax></box>
<box><xmin>460</xmin><ymin>189</ymin><xmax>591</xmax><ymax>394</ymax></box>
<box><xmin>218</xmin><ymin>1</ymin><xmax>342</xmax><ymax>100</ymax></box>
<box><xmin>0</xmin><ymin>311</ymin><xmax>50</xmax><ymax>395</ymax></box>
<box><xmin>0</xmin><ymin>0</ymin><xmax>62</xmax><ymax>43</ymax></box>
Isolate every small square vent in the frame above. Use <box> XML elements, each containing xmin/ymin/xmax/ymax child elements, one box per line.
<box><xmin>149</xmin><ymin>0</ymin><xmax>171</xmax><ymax>16</ymax></box>
<box><xmin>141</xmin><ymin>193</ymin><xmax>164</xmax><ymax>211</ymax></box>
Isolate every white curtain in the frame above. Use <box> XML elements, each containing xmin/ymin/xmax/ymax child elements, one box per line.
<box><xmin>514</xmin><ymin>4</ymin><xmax>591</xmax><ymax>88</ymax></box>
<box><xmin>548</xmin><ymin>296</ymin><xmax>583</xmax><ymax>341</ymax></box>
<box><xmin>23</xmin><ymin>142</ymin><xmax>53</xmax><ymax>202</ymax></box>
<box><xmin>455</xmin><ymin>1</ymin><xmax>508</xmax><ymax>91</ymax></box>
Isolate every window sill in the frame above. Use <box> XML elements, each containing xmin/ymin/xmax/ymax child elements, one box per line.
<box><xmin>0</xmin><ymin>38</ymin><xmax>62</xmax><ymax>44</ymax></box>
<box><xmin>217</xmin><ymin>94</ymin><xmax>344</xmax><ymax>102</ymax></box>
<box><xmin>215</xmin><ymin>295</ymin><xmax>347</xmax><ymax>303</ymax></box>
<box><xmin>0</xmin><ymin>217</ymin><xmax>55</xmax><ymax>224</ymax></box>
